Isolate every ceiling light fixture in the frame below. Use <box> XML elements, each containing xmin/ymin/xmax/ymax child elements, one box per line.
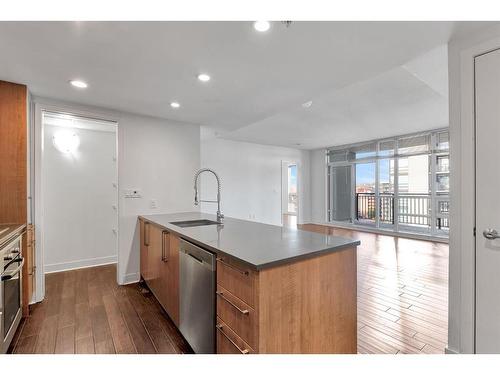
<box><xmin>69</xmin><ymin>80</ymin><xmax>88</xmax><ymax>89</ymax></box>
<box><xmin>197</xmin><ymin>73</ymin><xmax>211</xmax><ymax>82</ymax></box>
<box><xmin>253</xmin><ymin>21</ymin><xmax>271</xmax><ymax>32</ymax></box>
<box><xmin>302</xmin><ymin>100</ymin><xmax>313</xmax><ymax>108</ymax></box>
<box><xmin>170</xmin><ymin>102</ymin><xmax>180</xmax><ymax>108</ymax></box>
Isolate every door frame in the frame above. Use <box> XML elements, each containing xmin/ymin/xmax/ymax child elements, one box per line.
<box><xmin>32</xmin><ymin>100</ymin><xmax>120</xmax><ymax>303</ymax></box>
<box><xmin>281</xmin><ymin>160</ymin><xmax>300</xmax><ymax>224</ymax></box>
<box><xmin>449</xmin><ymin>30</ymin><xmax>500</xmax><ymax>354</ymax></box>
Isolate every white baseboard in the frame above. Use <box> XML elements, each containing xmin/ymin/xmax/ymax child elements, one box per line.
<box><xmin>121</xmin><ymin>272</ymin><xmax>140</xmax><ymax>285</ymax></box>
<box><xmin>44</xmin><ymin>255</ymin><xmax>117</xmax><ymax>274</ymax></box>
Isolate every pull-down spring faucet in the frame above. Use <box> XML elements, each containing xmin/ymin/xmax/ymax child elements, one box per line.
<box><xmin>193</xmin><ymin>168</ymin><xmax>224</xmax><ymax>222</ymax></box>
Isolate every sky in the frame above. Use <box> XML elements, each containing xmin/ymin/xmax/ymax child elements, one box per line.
<box><xmin>355</xmin><ymin>160</ymin><xmax>391</xmax><ymax>185</ymax></box>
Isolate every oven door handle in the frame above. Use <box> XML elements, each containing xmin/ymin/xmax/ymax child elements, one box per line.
<box><xmin>1</xmin><ymin>257</ymin><xmax>24</xmax><ymax>281</ymax></box>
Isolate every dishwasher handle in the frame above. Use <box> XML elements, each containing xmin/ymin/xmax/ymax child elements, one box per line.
<box><xmin>188</xmin><ymin>252</ymin><xmax>204</xmax><ymax>264</ymax></box>
<box><xmin>179</xmin><ymin>239</ymin><xmax>216</xmax><ymax>271</ymax></box>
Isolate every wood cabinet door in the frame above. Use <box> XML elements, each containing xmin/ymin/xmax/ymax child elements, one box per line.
<box><xmin>147</xmin><ymin>224</ymin><xmax>164</xmax><ymax>299</ymax></box>
<box><xmin>163</xmin><ymin>233</ymin><xmax>180</xmax><ymax>326</ymax></box>
<box><xmin>157</xmin><ymin>231</ymin><xmax>170</xmax><ymax>311</ymax></box>
<box><xmin>139</xmin><ymin>219</ymin><xmax>148</xmax><ymax>280</ymax></box>
<box><xmin>140</xmin><ymin>220</ymin><xmax>150</xmax><ymax>281</ymax></box>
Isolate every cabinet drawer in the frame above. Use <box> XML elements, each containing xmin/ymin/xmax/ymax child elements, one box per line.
<box><xmin>216</xmin><ymin>317</ymin><xmax>254</xmax><ymax>354</ymax></box>
<box><xmin>216</xmin><ymin>257</ymin><xmax>256</xmax><ymax>307</ymax></box>
<box><xmin>216</xmin><ymin>286</ymin><xmax>257</xmax><ymax>349</ymax></box>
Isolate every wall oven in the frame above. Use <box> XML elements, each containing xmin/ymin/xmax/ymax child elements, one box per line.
<box><xmin>1</xmin><ymin>235</ymin><xmax>23</xmax><ymax>354</ymax></box>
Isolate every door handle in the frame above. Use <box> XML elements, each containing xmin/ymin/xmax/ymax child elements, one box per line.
<box><xmin>483</xmin><ymin>228</ymin><xmax>500</xmax><ymax>240</ymax></box>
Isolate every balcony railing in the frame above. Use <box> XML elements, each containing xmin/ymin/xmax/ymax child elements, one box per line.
<box><xmin>355</xmin><ymin>193</ymin><xmax>448</xmax><ymax>229</ymax></box>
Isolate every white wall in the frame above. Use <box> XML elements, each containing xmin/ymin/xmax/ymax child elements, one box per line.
<box><xmin>43</xmin><ymin>121</ymin><xmax>117</xmax><ymax>272</ymax></box>
<box><xmin>200</xmin><ymin>127</ymin><xmax>311</xmax><ymax>226</ymax></box>
<box><xmin>447</xmin><ymin>24</ymin><xmax>500</xmax><ymax>354</ymax></box>
<box><xmin>33</xmin><ymin>97</ymin><xmax>200</xmax><ymax>295</ymax></box>
<box><xmin>118</xmin><ymin>112</ymin><xmax>200</xmax><ymax>284</ymax></box>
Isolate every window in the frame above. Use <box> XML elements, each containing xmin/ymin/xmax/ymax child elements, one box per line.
<box><xmin>287</xmin><ymin>165</ymin><xmax>297</xmax><ymax>213</ymax></box>
<box><xmin>350</xmin><ymin>142</ymin><xmax>377</xmax><ymax>160</ymax></box>
<box><xmin>397</xmin><ymin>134</ymin><xmax>430</xmax><ymax>155</ymax></box>
<box><xmin>355</xmin><ymin>162</ymin><xmax>376</xmax><ymax>224</ymax></box>
<box><xmin>326</xmin><ymin>129</ymin><xmax>449</xmax><ymax>237</ymax></box>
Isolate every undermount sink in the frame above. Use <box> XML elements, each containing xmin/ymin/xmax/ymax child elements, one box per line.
<box><xmin>170</xmin><ymin>219</ymin><xmax>222</xmax><ymax>228</ymax></box>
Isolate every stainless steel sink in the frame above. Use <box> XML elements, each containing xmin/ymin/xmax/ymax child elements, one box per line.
<box><xmin>170</xmin><ymin>219</ymin><xmax>222</xmax><ymax>228</ymax></box>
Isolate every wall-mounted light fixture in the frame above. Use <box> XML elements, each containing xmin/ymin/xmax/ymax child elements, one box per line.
<box><xmin>53</xmin><ymin>130</ymin><xmax>80</xmax><ymax>154</ymax></box>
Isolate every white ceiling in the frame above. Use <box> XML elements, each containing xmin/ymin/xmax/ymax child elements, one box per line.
<box><xmin>0</xmin><ymin>21</ymin><xmax>495</xmax><ymax>149</ymax></box>
<box><xmin>222</xmin><ymin>45</ymin><xmax>450</xmax><ymax>149</ymax></box>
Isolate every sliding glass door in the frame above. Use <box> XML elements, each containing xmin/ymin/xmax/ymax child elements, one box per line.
<box><xmin>355</xmin><ymin>162</ymin><xmax>376</xmax><ymax>226</ymax></box>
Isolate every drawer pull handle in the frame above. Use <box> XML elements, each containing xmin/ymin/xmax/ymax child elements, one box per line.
<box><xmin>217</xmin><ymin>258</ymin><xmax>249</xmax><ymax>275</ymax></box>
<box><xmin>216</xmin><ymin>291</ymin><xmax>249</xmax><ymax>315</ymax></box>
<box><xmin>144</xmin><ymin>222</ymin><xmax>150</xmax><ymax>246</ymax></box>
<box><xmin>216</xmin><ymin>323</ymin><xmax>249</xmax><ymax>354</ymax></box>
<box><xmin>161</xmin><ymin>231</ymin><xmax>169</xmax><ymax>262</ymax></box>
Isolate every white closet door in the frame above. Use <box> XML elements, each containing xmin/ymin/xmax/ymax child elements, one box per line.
<box><xmin>475</xmin><ymin>48</ymin><xmax>500</xmax><ymax>353</ymax></box>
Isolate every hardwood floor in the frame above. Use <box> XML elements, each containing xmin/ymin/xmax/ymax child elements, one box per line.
<box><xmin>297</xmin><ymin>222</ymin><xmax>448</xmax><ymax>354</ymax></box>
<box><xmin>8</xmin><ymin>264</ymin><xmax>192</xmax><ymax>354</ymax></box>
<box><xmin>10</xmin><ymin>220</ymin><xmax>448</xmax><ymax>355</ymax></box>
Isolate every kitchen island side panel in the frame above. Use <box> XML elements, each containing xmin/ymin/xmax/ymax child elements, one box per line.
<box><xmin>257</xmin><ymin>246</ymin><xmax>357</xmax><ymax>354</ymax></box>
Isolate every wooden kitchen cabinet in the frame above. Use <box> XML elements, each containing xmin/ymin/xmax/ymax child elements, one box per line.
<box><xmin>139</xmin><ymin>219</ymin><xmax>150</xmax><ymax>283</ymax></box>
<box><xmin>139</xmin><ymin>218</ymin><xmax>180</xmax><ymax>326</ymax></box>
<box><xmin>0</xmin><ymin>80</ymin><xmax>33</xmax><ymax>317</ymax></box>
<box><xmin>216</xmin><ymin>246</ymin><xmax>357</xmax><ymax>354</ymax></box>
<box><xmin>160</xmin><ymin>232</ymin><xmax>179</xmax><ymax>326</ymax></box>
<box><xmin>147</xmin><ymin>223</ymin><xmax>164</xmax><ymax>302</ymax></box>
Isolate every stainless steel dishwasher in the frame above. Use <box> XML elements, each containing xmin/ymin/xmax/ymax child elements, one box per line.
<box><xmin>179</xmin><ymin>238</ymin><xmax>216</xmax><ymax>354</ymax></box>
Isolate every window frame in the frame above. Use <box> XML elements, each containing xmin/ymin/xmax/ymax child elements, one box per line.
<box><xmin>326</xmin><ymin>128</ymin><xmax>449</xmax><ymax>237</ymax></box>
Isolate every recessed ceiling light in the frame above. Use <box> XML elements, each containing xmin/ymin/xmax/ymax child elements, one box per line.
<box><xmin>302</xmin><ymin>101</ymin><xmax>313</xmax><ymax>108</ymax></box>
<box><xmin>170</xmin><ymin>102</ymin><xmax>180</xmax><ymax>108</ymax></box>
<box><xmin>254</xmin><ymin>21</ymin><xmax>271</xmax><ymax>32</ymax></box>
<box><xmin>69</xmin><ymin>80</ymin><xmax>88</xmax><ymax>89</ymax></box>
<box><xmin>197</xmin><ymin>73</ymin><xmax>211</xmax><ymax>82</ymax></box>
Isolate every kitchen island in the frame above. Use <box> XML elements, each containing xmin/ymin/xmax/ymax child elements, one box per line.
<box><xmin>138</xmin><ymin>212</ymin><xmax>359</xmax><ymax>354</ymax></box>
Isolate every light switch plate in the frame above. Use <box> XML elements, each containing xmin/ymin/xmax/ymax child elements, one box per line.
<box><xmin>124</xmin><ymin>189</ymin><xmax>142</xmax><ymax>198</ymax></box>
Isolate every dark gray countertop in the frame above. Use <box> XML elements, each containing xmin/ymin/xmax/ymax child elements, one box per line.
<box><xmin>139</xmin><ymin>212</ymin><xmax>360</xmax><ymax>270</ymax></box>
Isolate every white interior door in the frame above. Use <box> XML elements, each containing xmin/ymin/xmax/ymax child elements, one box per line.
<box><xmin>475</xmin><ymin>48</ymin><xmax>500</xmax><ymax>353</ymax></box>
